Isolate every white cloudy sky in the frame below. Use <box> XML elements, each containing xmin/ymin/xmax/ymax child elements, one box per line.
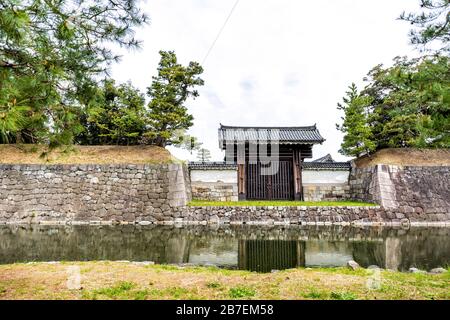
<box><xmin>110</xmin><ymin>0</ymin><xmax>421</xmax><ymax>162</ymax></box>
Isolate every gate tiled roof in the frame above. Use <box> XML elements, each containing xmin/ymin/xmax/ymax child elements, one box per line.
<box><xmin>218</xmin><ymin>124</ymin><xmax>325</xmax><ymax>149</ymax></box>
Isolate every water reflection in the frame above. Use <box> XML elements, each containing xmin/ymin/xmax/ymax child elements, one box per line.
<box><xmin>0</xmin><ymin>225</ymin><xmax>448</xmax><ymax>272</ymax></box>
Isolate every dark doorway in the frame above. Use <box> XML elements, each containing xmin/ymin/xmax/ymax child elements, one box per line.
<box><xmin>246</xmin><ymin>160</ymin><xmax>294</xmax><ymax>200</ymax></box>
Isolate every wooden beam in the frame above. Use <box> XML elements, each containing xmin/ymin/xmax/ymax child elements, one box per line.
<box><xmin>293</xmin><ymin>149</ymin><xmax>303</xmax><ymax>200</ymax></box>
<box><xmin>298</xmin><ymin>149</ymin><xmax>303</xmax><ymax>201</ymax></box>
<box><xmin>237</xmin><ymin>163</ymin><xmax>246</xmax><ymax>200</ymax></box>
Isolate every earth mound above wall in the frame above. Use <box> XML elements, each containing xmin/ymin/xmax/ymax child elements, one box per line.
<box><xmin>354</xmin><ymin>148</ymin><xmax>450</xmax><ymax>168</ymax></box>
<box><xmin>0</xmin><ymin>145</ymin><xmax>175</xmax><ymax>165</ymax></box>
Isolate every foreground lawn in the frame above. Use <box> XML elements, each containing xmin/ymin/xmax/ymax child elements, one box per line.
<box><xmin>189</xmin><ymin>200</ymin><xmax>377</xmax><ymax>207</ymax></box>
<box><xmin>0</xmin><ymin>262</ymin><xmax>448</xmax><ymax>300</ymax></box>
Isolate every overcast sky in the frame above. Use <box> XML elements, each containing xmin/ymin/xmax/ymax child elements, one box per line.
<box><xmin>110</xmin><ymin>0</ymin><xmax>420</xmax><ymax>162</ymax></box>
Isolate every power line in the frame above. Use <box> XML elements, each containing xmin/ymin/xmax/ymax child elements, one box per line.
<box><xmin>202</xmin><ymin>0</ymin><xmax>240</xmax><ymax>64</ymax></box>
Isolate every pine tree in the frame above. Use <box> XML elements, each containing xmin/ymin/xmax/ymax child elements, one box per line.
<box><xmin>399</xmin><ymin>0</ymin><xmax>450</xmax><ymax>53</ymax></box>
<box><xmin>336</xmin><ymin>84</ymin><xmax>376</xmax><ymax>157</ymax></box>
<box><xmin>77</xmin><ymin>79</ymin><xmax>147</xmax><ymax>145</ymax></box>
<box><xmin>145</xmin><ymin>51</ymin><xmax>204</xmax><ymax>147</ymax></box>
<box><xmin>0</xmin><ymin>0</ymin><xmax>148</xmax><ymax>146</ymax></box>
<box><xmin>197</xmin><ymin>148</ymin><xmax>211</xmax><ymax>162</ymax></box>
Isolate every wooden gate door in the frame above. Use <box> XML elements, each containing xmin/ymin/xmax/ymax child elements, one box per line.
<box><xmin>246</xmin><ymin>160</ymin><xmax>294</xmax><ymax>200</ymax></box>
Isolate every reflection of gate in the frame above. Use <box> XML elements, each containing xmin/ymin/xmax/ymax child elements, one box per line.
<box><xmin>246</xmin><ymin>160</ymin><xmax>294</xmax><ymax>200</ymax></box>
<box><xmin>238</xmin><ymin>240</ymin><xmax>305</xmax><ymax>272</ymax></box>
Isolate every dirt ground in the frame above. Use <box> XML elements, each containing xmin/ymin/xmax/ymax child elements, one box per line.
<box><xmin>0</xmin><ymin>262</ymin><xmax>448</xmax><ymax>300</ymax></box>
<box><xmin>0</xmin><ymin>145</ymin><xmax>175</xmax><ymax>164</ymax></box>
<box><xmin>355</xmin><ymin>148</ymin><xmax>450</xmax><ymax>168</ymax></box>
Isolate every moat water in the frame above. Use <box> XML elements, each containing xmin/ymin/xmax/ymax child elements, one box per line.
<box><xmin>0</xmin><ymin>225</ymin><xmax>448</xmax><ymax>272</ymax></box>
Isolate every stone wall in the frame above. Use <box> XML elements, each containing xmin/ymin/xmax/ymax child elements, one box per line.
<box><xmin>349</xmin><ymin>164</ymin><xmax>450</xmax><ymax>221</ymax></box>
<box><xmin>303</xmin><ymin>184</ymin><xmax>350</xmax><ymax>201</ymax></box>
<box><xmin>191</xmin><ymin>183</ymin><xmax>238</xmax><ymax>201</ymax></box>
<box><xmin>302</xmin><ymin>168</ymin><xmax>350</xmax><ymax>201</ymax></box>
<box><xmin>1</xmin><ymin>162</ymin><xmax>449</xmax><ymax>225</ymax></box>
<box><xmin>180</xmin><ymin>205</ymin><xmax>447</xmax><ymax>226</ymax></box>
<box><xmin>189</xmin><ymin>166</ymin><xmax>351</xmax><ymax>202</ymax></box>
<box><xmin>190</xmin><ymin>168</ymin><xmax>238</xmax><ymax>201</ymax></box>
<box><xmin>0</xmin><ymin>163</ymin><xmax>191</xmax><ymax>224</ymax></box>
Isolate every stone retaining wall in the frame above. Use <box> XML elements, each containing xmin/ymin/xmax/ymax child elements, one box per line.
<box><xmin>191</xmin><ymin>182</ymin><xmax>238</xmax><ymax>201</ymax></box>
<box><xmin>0</xmin><ymin>163</ymin><xmax>191</xmax><ymax>224</ymax></box>
<box><xmin>189</xmin><ymin>167</ymin><xmax>238</xmax><ymax>201</ymax></box>
<box><xmin>303</xmin><ymin>184</ymin><xmax>350</xmax><ymax>201</ymax></box>
<box><xmin>178</xmin><ymin>205</ymin><xmax>449</xmax><ymax>226</ymax></box>
<box><xmin>349</xmin><ymin>165</ymin><xmax>450</xmax><ymax>221</ymax></box>
<box><xmin>1</xmin><ymin>163</ymin><xmax>449</xmax><ymax>226</ymax></box>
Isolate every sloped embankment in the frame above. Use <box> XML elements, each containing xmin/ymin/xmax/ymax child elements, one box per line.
<box><xmin>0</xmin><ymin>145</ymin><xmax>175</xmax><ymax>164</ymax></box>
<box><xmin>354</xmin><ymin>148</ymin><xmax>450</xmax><ymax>168</ymax></box>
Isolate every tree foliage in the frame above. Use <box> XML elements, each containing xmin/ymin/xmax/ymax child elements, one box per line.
<box><xmin>75</xmin><ymin>51</ymin><xmax>204</xmax><ymax>147</ymax></box>
<box><xmin>197</xmin><ymin>148</ymin><xmax>211</xmax><ymax>162</ymax></box>
<box><xmin>145</xmin><ymin>50</ymin><xmax>204</xmax><ymax>147</ymax></box>
<box><xmin>365</xmin><ymin>55</ymin><xmax>449</xmax><ymax>149</ymax></box>
<box><xmin>399</xmin><ymin>0</ymin><xmax>450</xmax><ymax>53</ymax></box>
<box><xmin>336</xmin><ymin>84</ymin><xmax>376</xmax><ymax>157</ymax></box>
<box><xmin>337</xmin><ymin>56</ymin><xmax>450</xmax><ymax>156</ymax></box>
<box><xmin>77</xmin><ymin>79</ymin><xmax>147</xmax><ymax>145</ymax></box>
<box><xmin>0</xmin><ymin>0</ymin><xmax>148</xmax><ymax>146</ymax></box>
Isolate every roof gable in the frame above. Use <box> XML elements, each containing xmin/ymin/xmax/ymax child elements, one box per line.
<box><xmin>218</xmin><ymin>124</ymin><xmax>325</xmax><ymax>149</ymax></box>
<box><xmin>312</xmin><ymin>154</ymin><xmax>335</xmax><ymax>163</ymax></box>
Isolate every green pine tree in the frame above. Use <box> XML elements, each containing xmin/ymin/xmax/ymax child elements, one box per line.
<box><xmin>145</xmin><ymin>51</ymin><xmax>204</xmax><ymax>147</ymax></box>
<box><xmin>399</xmin><ymin>0</ymin><xmax>450</xmax><ymax>53</ymax></box>
<box><xmin>336</xmin><ymin>84</ymin><xmax>376</xmax><ymax>157</ymax></box>
<box><xmin>0</xmin><ymin>0</ymin><xmax>148</xmax><ymax>146</ymax></box>
<box><xmin>197</xmin><ymin>148</ymin><xmax>211</xmax><ymax>162</ymax></box>
<box><xmin>363</xmin><ymin>55</ymin><xmax>450</xmax><ymax>149</ymax></box>
<box><xmin>77</xmin><ymin>79</ymin><xmax>147</xmax><ymax>145</ymax></box>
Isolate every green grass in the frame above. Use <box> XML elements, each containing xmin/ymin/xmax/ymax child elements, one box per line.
<box><xmin>302</xmin><ymin>289</ymin><xmax>328</xmax><ymax>299</ymax></box>
<box><xmin>229</xmin><ymin>286</ymin><xmax>256</xmax><ymax>298</ymax></box>
<box><xmin>189</xmin><ymin>200</ymin><xmax>377</xmax><ymax>207</ymax></box>
<box><xmin>330</xmin><ymin>291</ymin><xmax>358</xmax><ymax>300</ymax></box>
<box><xmin>0</xmin><ymin>285</ymin><xmax>6</xmax><ymax>295</ymax></box>
<box><xmin>300</xmin><ymin>288</ymin><xmax>357</xmax><ymax>300</ymax></box>
<box><xmin>83</xmin><ymin>281</ymin><xmax>137</xmax><ymax>300</ymax></box>
<box><xmin>1</xmin><ymin>262</ymin><xmax>449</xmax><ymax>300</ymax></box>
<box><xmin>206</xmin><ymin>281</ymin><xmax>222</xmax><ymax>289</ymax></box>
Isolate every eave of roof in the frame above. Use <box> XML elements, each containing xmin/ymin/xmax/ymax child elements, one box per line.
<box><xmin>302</xmin><ymin>161</ymin><xmax>351</xmax><ymax>171</ymax></box>
<box><xmin>312</xmin><ymin>154</ymin><xmax>335</xmax><ymax>163</ymax></box>
<box><xmin>188</xmin><ymin>161</ymin><xmax>237</xmax><ymax>170</ymax></box>
<box><xmin>218</xmin><ymin>124</ymin><xmax>325</xmax><ymax>149</ymax></box>
<box><xmin>219</xmin><ymin>124</ymin><xmax>319</xmax><ymax>130</ymax></box>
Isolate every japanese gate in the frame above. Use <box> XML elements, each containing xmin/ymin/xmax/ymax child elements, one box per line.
<box><xmin>218</xmin><ymin>124</ymin><xmax>325</xmax><ymax>201</ymax></box>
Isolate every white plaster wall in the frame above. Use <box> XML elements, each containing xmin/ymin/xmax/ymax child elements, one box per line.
<box><xmin>302</xmin><ymin>170</ymin><xmax>349</xmax><ymax>185</ymax></box>
<box><xmin>190</xmin><ymin>169</ymin><xmax>237</xmax><ymax>183</ymax></box>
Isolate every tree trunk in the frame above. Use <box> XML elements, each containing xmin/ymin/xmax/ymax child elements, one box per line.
<box><xmin>15</xmin><ymin>131</ymin><xmax>22</xmax><ymax>144</ymax></box>
<box><xmin>155</xmin><ymin>136</ymin><xmax>166</xmax><ymax>147</ymax></box>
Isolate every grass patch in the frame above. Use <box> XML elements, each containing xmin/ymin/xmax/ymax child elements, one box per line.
<box><xmin>188</xmin><ymin>200</ymin><xmax>376</xmax><ymax>207</ymax></box>
<box><xmin>206</xmin><ymin>282</ymin><xmax>222</xmax><ymax>289</ymax></box>
<box><xmin>0</xmin><ymin>285</ymin><xmax>6</xmax><ymax>295</ymax></box>
<box><xmin>229</xmin><ymin>286</ymin><xmax>256</xmax><ymax>298</ymax></box>
<box><xmin>164</xmin><ymin>287</ymin><xmax>191</xmax><ymax>299</ymax></box>
<box><xmin>302</xmin><ymin>289</ymin><xmax>328</xmax><ymax>299</ymax></box>
<box><xmin>84</xmin><ymin>281</ymin><xmax>136</xmax><ymax>300</ymax></box>
<box><xmin>330</xmin><ymin>291</ymin><xmax>358</xmax><ymax>300</ymax></box>
<box><xmin>1</xmin><ymin>262</ymin><xmax>448</xmax><ymax>300</ymax></box>
<box><xmin>313</xmin><ymin>267</ymin><xmax>370</xmax><ymax>276</ymax></box>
